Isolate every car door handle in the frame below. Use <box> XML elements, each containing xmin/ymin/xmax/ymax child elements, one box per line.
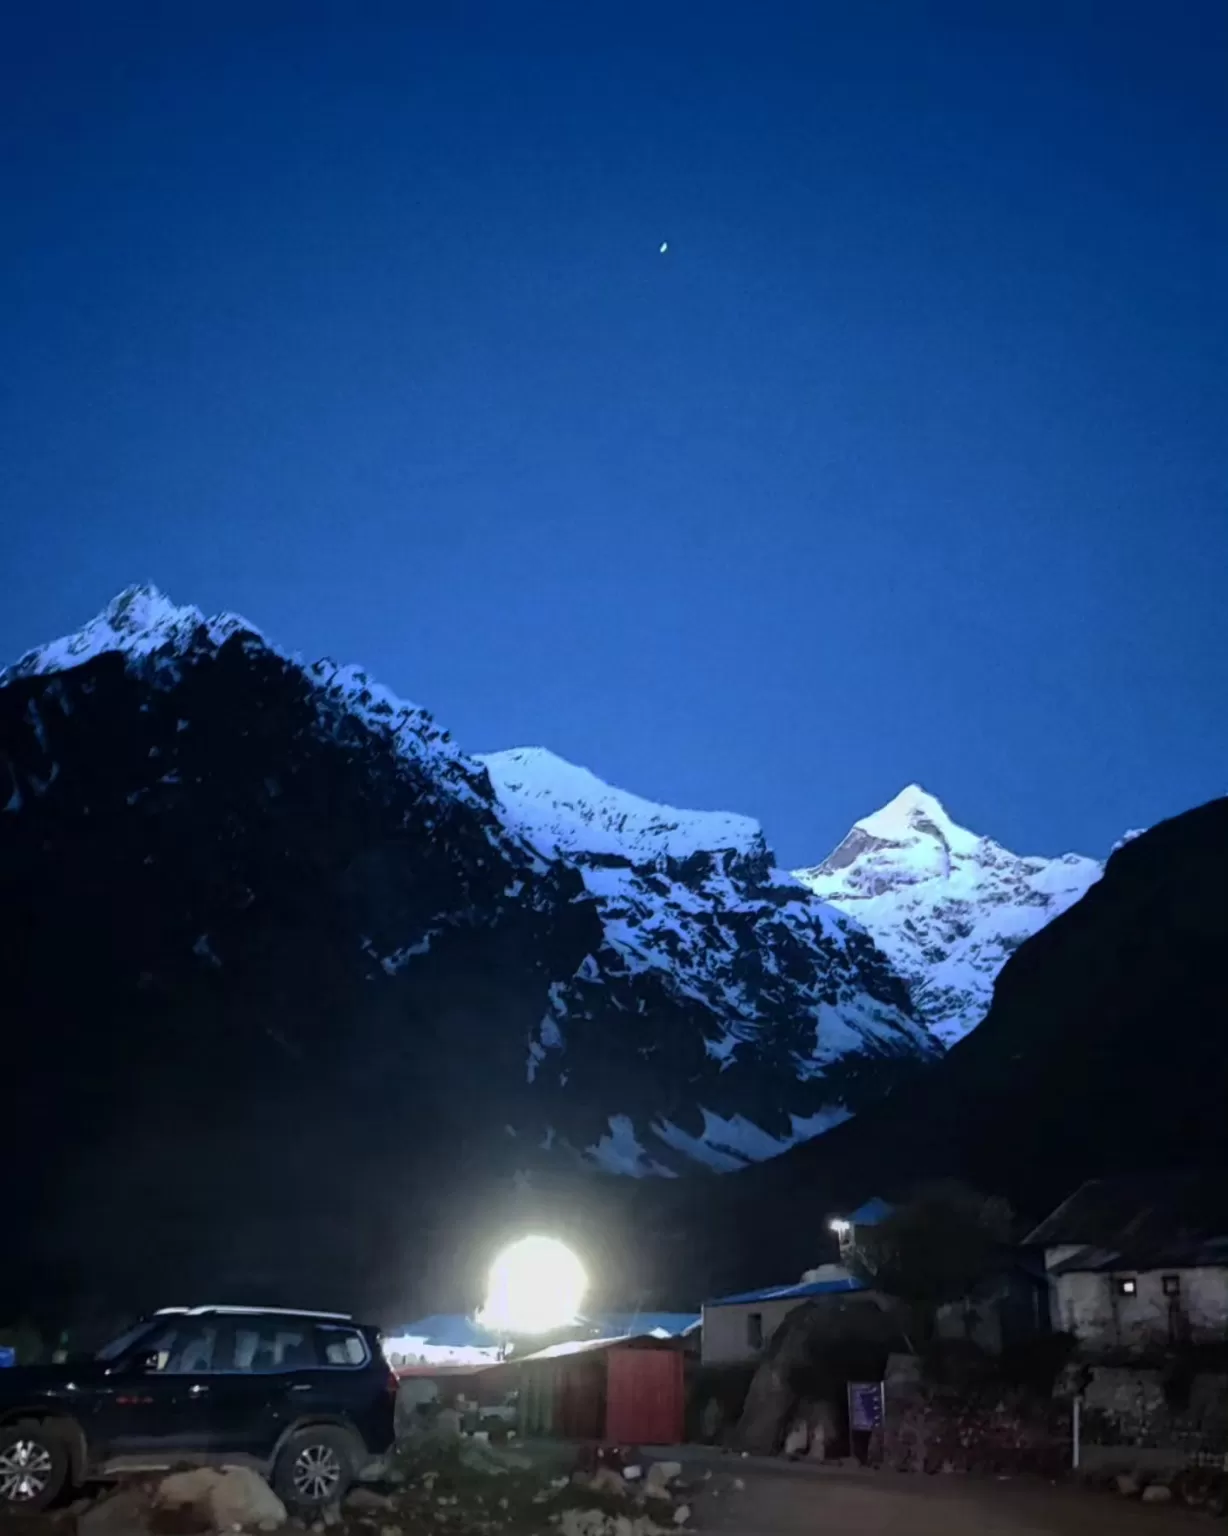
<box><xmin>188</xmin><ymin>1384</ymin><xmax>210</xmax><ymax>1397</ymax></box>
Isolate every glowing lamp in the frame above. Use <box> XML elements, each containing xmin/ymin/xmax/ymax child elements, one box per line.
<box><xmin>478</xmin><ymin>1236</ymin><xmax>588</xmax><ymax>1335</ymax></box>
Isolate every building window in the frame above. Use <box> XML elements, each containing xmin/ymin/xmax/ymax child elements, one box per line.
<box><xmin>746</xmin><ymin>1312</ymin><xmax>764</xmax><ymax>1350</ymax></box>
<box><xmin>1114</xmin><ymin>1276</ymin><xmax>1137</xmax><ymax>1297</ymax></box>
<box><xmin>1162</xmin><ymin>1274</ymin><xmax>1181</xmax><ymax>1297</ymax></box>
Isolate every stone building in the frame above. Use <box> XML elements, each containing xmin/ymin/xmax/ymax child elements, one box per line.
<box><xmin>1027</xmin><ymin>1173</ymin><xmax>1228</xmax><ymax>1354</ymax></box>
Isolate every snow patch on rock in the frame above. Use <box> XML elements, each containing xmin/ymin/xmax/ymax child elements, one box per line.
<box><xmin>479</xmin><ymin>746</ymin><xmax>764</xmax><ymax>862</ymax></box>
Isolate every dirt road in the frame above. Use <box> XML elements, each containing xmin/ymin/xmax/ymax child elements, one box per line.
<box><xmin>688</xmin><ymin>1459</ymin><xmax>1203</xmax><ymax>1536</ymax></box>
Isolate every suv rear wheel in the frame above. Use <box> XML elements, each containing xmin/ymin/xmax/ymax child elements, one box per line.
<box><xmin>272</xmin><ymin>1426</ymin><xmax>357</xmax><ymax>1512</ymax></box>
<box><xmin>0</xmin><ymin>1421</ymin><xmax>70</xmax><ymax>1511</ymax></box>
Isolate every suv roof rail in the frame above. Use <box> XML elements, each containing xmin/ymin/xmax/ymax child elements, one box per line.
<box><xmin>154</xmin><ymin>1305</ymin><xmax>354</xmax><ymax>1320</ymax></box>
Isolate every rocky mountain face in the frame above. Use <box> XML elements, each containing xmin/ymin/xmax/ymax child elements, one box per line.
<box><xmin>0</xmin><ymin>587</ymin><xmax>936</xmax><ymax>1317</ymax></box>
<box><xmin>794</xmin><ymin>785</ymin><xmax>1103</xmax><ymax>1043</ymax></box>
<box><xmin>686</xmin><ymin>795</ymin><xmax>1228</xmax><ymax>1298</ymax></box>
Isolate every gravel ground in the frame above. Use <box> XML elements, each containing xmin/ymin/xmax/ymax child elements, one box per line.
<box><xmin>684</xmin><ymin>1456</ymin><xmax>1209</xmax><ymax>1536</ymax></box>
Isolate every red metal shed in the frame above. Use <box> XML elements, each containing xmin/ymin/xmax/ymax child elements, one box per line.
<box><xmin>512</xmin><ymin>1334</ymin><xmax>684</xmax><ymax>1446</ymax></box>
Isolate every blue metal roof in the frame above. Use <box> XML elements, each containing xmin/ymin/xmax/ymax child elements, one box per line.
<box><xmin>597</xmin><ymin>1312</ymin><xmax>700</xmax><ymax>1337</ymax></box>
<box><xmin>706</xmin><ymin>1275</ymin><xmax>867</xmax><ymax>1307</ymax></box>
<box><xmin>847</xmin><ymin>1196</ymin><xmax>893</xmax><ymax>1225</ymax></box>
<box><xmin>387</xmin><ymin>1314</ymin><xmax>499</xmax><ymax>1348</ymax></box>
<box><xmin>386</xmin><ymin>1311</ymin><xmax>699</xmax><ymax>1345</ymax></box>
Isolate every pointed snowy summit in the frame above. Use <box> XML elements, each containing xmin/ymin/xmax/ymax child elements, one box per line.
<box><xmin>795</xmin><ymin>787</ymin><xmax>1103</xmax><ymax>1045</ymax></box>
<box><xmin>1</xmin><ymin>583</ymin><xmax>262</xmax><ymax>684</ymax></box>
<box><xmin>853</xmin><ymin>783</ymin><xmax>978</xmax><ymax>853</ymax></box>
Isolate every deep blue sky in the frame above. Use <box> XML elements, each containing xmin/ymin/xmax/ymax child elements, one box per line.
<box><xmin>2</xmin><ymin>1</ymin><xmax>1225</xmax><ymax>866</ymax></box>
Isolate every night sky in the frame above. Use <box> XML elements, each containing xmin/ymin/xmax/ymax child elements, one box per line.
<box><xmin>2</xmin><ymin>1</ymin><xmax>1224</xmax><ymax>868</ymax></box>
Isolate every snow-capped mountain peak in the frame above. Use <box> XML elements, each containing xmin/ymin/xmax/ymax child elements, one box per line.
<box><xmin>0</xmin><ymin>583</ymin><xmax>493</xmax><ymax>804</ymax></box>
<box><xmin>1</xmin><ymin>584</ymin><xmax>262</xmax><ymax>683</ymax></box>
<box><xmin>855</xmin><ymin>783</ymin><xmax>980</xmax><ymax>856</ymax></box>
<box><xmin>479</xmin><ymin>745</ymin><xmax>765</xmax><ymax>864</ymax></box>
<box><xmin>795</xmin><ymin>788</ymin><xmax>1104</xmax><ymax>1044</ymax></box>
<box><xmin>3</xmin><ymin>587</ymin><xmax>938</xmax><ymax>1185</ymax></box>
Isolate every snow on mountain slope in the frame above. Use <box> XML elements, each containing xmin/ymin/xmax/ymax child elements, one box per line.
<box><xmin>3</xmin><ymin>586</ymin><xmax>938</xmax><ymax>1183</ymax></box>
<box><xmin>4</xmin><ymin>586</ymin><xmax>258</xmax><ymax>676</ymax></box>
<box><xmin>480</xmin><ymin>746</ymin><xmax>763</xmax><ymax>862</ymax></box>
<box><xmin>794</xmin><ymin>785</ymin><xmax>1103</xmax><ymax>1044</ymax></box>
<box><xmin>481</xmin><ymin>748</ymin><xmax>938</xmax><ymax>1171</ymax></box>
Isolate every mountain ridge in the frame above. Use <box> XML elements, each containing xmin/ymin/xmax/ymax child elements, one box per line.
<box><xmin>1</xmin><ymin>586</ymin><xmax>934</xmax><ymax>1194</ymax></box>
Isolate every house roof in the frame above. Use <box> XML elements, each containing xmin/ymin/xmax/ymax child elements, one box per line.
<box><xmin>1026</xmin><ymin>1174</ymin><xmax>1228</xmax><ymax>1269</ymax></box>
<box><xmin>848</xmin><ymin>1196</ymin><xmax>894</xmax><ymax>1226</ymax></box>
<box><xmin>706</xmin><ymin>1274</ymin><xmax>868</xmax><ymax>1307</ymax></box>
<box><xmin>385</xmin><ymin>1311</ymin><xmax>698</xmax><ymax>1349</ymax></box>
<box><xmin>596</xmin><ymin>1312</ymin><xmax>701</xmax><ymax>1338</ymax></box>
<box><xmin>1049</xmin><ymin>1236</ymin><xmax>1228</xmax><ymax>1275</ymax></box>
<box><xmin>512</xmin><ymin>1333</ymin><xmax>681</xmax><ymax>1363</ymax></box>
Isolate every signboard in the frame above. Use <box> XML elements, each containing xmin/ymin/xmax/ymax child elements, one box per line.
<box><xmin>0</xmin><ymin>1347</ymin><xmax>15</xmax><ymax>1369</ymax></box>
<box><xmin>847</xmin><ymin>1380</ymin><xmax>885</xmax><ymax>1433</ymax></box>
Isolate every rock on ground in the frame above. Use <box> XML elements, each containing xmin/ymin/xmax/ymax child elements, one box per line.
<box><xmin>586</xmin><ymin>1467</ymin><xmax>629</xmax><ymax>1498</ymax></box>
<box><xmin>782</xmin><ymin>1422</ymin><xmax>808</xmax><ymax>1458</ymax></box>
<box><xmin>80</xmin><ymin>1488</ymin><xmax>154</xmax><ymax>1536</ymax></box>
<box><xmin>345</xmin><ymin>1488</ymin><xmax>395</xmax><ymax>1513</ymax></box>
<box><xmin>156</xmin><ymin>1467</ymin><xmax>287</xmax><ymax>1532</ymax></box>
<box><xmin>643</xmin><ymin>1462</ymin><xmax>682</xmax><ymax>1498</ymax></box>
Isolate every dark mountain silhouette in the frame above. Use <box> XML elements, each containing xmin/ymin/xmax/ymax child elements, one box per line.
<box><xmin>0</xmin><ymin>589</ymin><xmax>929</xmax><ymax>1325</ymax></box>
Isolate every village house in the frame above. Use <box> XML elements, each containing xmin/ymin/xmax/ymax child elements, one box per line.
<box><xmin>704</xmin><ymin>1195</ymin><xmax>1050</xmax><ymax>1365</ymax></box>
<box><xmin>701</xmin><ymin>1267</ymin><xmax>871</xmax><ymax>1365</ymax></box>
<box><xmin>702</xmin><ymin>1199</ymin><xmax>894</xmax><ymax>1366</ymax></box>
<box><xmin>1027</xmin><ymin>1173</ymin><xmax>1228</xmax><ymax>1354</ymax></box>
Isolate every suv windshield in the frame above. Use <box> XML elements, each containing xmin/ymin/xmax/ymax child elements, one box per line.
<box><xmin>95</xmin><ymin>1320</ymin><xmax>156</xmax><ymax>1362</ymax></box>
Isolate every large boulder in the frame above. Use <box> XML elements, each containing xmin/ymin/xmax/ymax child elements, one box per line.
<box><xmin>734</xmin><ymin>1296</ymin><xmax>901</xmax><ymax>1454</ymax></box>
<box><xmin>80</xmin><ymin>1489</ymin><xmax>154</xmax><ymax>1536</ymax></box>
<box><xmin>155</xmin><ymin>1467</ymin><xmax>286</xmax><ymax>1532</ymax></box>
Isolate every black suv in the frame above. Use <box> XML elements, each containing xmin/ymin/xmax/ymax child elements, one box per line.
<box><xmin>0</xmin><ymin>1305</ymin><xmax>397</xmax><ymax>1512</ymax></box>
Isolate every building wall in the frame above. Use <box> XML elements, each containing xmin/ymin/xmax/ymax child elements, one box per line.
<box><xmin>701</xmin><ymin>1298</ymin><xmax>808</xmax><ymax>1365</ymax></box>
<box><xmin>1051</xmin><ymin>1265</ymin><xmax>1228</xmax><ymax>1350</ymax></box>
<box><xmin>704</xmin><ymin>1281</ymin><xmax>1039</xmax><ymax>1365</ymax></box>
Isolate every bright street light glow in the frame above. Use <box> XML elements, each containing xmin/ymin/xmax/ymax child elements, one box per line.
<box><xmin>829</xmin><ymin>1218</ymin><xmax>850</xmax><ymax>1235</ymax></box>
<box><xmin>478</xmin><ymin>1236</ymin><xmax>588</xmax><ymax>1335</ymax></box>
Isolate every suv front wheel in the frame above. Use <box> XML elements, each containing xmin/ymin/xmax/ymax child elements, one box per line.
<box><xmin>272</xmin><ymin>1426</ymin><xmax>358</xmax><ymax>1513</ymax></box>
<box><xmin>0</xmin><ymin>1421</ymin><xmax>71</xmax><ymax>1511</ymax></box>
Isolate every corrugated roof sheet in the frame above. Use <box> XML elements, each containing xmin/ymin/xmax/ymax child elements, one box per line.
<box><xmin>385</xmin><ymin>1312</ymin><xmax>699</xmax><ymax>1348</ymax></box>
<box><xmin>1050</xmin><ymin>1235</ymin><xmax>1228</xmax><ymax>1275</ymax></box>
<box><xmin>706</xmin><ymin>1275</ymin><xmax>868</xmax><ymax>1306</ymax></box>
<box><xmin>847</xmin><ymin>1196</ymin><xmax>894</xmax><ymax>1225</ymax></box>
<box><xmin>1026</xmin><ymin>1173</ymin><xmax>1228</xmax><ymax>1260</ymax></box>
<box><xmin>512</xmin><ymin>1333</ymin><xmax>679</xmax><ymax>1363</ymax></box>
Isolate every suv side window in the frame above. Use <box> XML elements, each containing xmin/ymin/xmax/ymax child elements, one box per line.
<box><xmin>141</xmin><ymin>1322</ymin><xmax>220</xmax><ymax>1373</ymax></box>
<box><xmin>314</xmin><ymin>1325</ymin><xmax>370</xmax><ymax>1367</ymax></box>
<box><xmin>231</xmin><ymin>1321</ymin><xmax>317</xmax><ymax>1372</ymax></box>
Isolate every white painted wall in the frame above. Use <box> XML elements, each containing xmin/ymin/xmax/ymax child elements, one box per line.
<box><xmin>701</xmin><ymin>1297</ymin><xmax>806</xmax><ymax>1365</ymax></box>
<box><xmin>1050</xmin><ymin>1264</ymin><xmax>1228</xmax><ymax>1350</ymax></box>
